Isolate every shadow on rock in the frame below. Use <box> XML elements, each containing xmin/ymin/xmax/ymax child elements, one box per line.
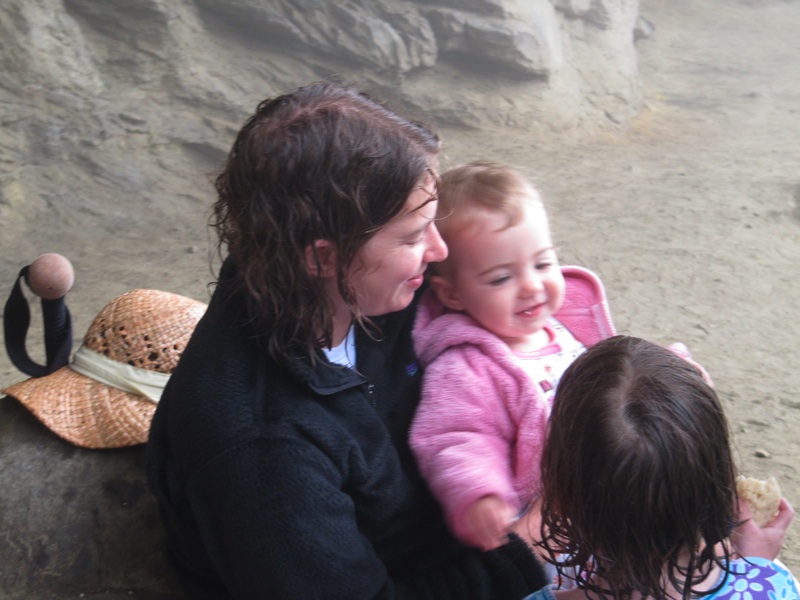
<box><xmin>0</xmin><ymin>396</ymin><xmax>184</xmax><ymax>599</ymax></box>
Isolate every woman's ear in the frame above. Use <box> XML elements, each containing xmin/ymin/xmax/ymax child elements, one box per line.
<box><xmin>305</xmin><ymin>240</ymin><xmax>337</xmax><ymax>278</ymax></box>
<box><xmin>430</xmin><ymin>273</ymin><xmax>464</xmax><ymax>311</ymax></box>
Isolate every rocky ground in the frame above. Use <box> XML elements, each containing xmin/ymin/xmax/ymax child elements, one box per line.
<box><xmin>0</xmin><ymin>0</ymin><xmax>798</xmax><ymax>596</ymax></box>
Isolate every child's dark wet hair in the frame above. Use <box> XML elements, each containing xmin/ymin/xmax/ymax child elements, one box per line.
<box><xmin>539</xmin><ymin>335</ymin><xmax>737</xmax><ymax>599</ymax></box>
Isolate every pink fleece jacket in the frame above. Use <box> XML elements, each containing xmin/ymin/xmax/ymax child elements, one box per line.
<box><xmin>409</xmin><ymin>266</ymin><xmax>616</xmax><ymax>545</ymax></box>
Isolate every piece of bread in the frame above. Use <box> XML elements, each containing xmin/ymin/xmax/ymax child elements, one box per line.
<box><xmin>736</xmin><ymin>476</ymin><xmax>782</xmax><ymax>527</ymax></box>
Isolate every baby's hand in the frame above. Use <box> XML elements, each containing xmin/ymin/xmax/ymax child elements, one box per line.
<box><xmin>731</xmin><ymin>496</ymin><xmax>794</xmax><ymax>560</ymax></box>
<box><xmin>463</xmin><ymin>495</ymin><xmax>517</xmax><ymax>551</ymax></box>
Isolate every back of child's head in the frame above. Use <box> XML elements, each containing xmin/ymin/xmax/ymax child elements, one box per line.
<box><xmin>540</xmin><ymin>335</ymin><xmax>737</xmax><ymax>599</ymax></box>
<box><xmin>435</xmin><ymin>160</ymin><xmax>543</xmax><ymax>275</ymax></box>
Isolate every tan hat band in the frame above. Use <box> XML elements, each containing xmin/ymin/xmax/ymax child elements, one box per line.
<box><xmin>69</xmin><ymin>345</ymin><xmax>171</xmax><ymax>403</ymax></box>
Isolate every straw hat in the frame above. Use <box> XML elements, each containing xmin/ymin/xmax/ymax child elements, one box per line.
<box><xmin>2</xmin><ymin>289</ymin><xmax>207</xmax><ymax>449</ymax></box>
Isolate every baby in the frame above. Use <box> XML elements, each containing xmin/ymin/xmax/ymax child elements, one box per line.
<box><xmin>409</xmin><ymin>160</ymin><xmax>616</xmax><ymax>550</ymax></box>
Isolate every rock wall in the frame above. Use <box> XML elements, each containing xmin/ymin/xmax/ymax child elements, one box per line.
<box><xmin>0</xmin><ymin>0</ymin><xmax>648</xmax><ymax>281</ymax></box>
<box><xmin>0</xmin><ymin>0</ymin><xmax>645</xmax><ymax>247</ymax></box>
<box><xmin>0</xmin><ymin>0</ymin><xmax>645</xmax><ymax>240</ymax></box>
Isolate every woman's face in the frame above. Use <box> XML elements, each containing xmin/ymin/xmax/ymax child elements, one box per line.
<box><xmin>348</xmin><ymin>177</ymin><xmax>448</xmax><ymax>317</ymax></box>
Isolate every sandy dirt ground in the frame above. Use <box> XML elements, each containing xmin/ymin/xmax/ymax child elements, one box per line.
<box><xmin>1</xmin><ymin>0</ymin><xmax>798</xmax><ymax>579</ymax></box>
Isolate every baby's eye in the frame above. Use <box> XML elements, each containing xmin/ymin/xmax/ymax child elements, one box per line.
<box><xmin>536</xmin><ymin>260</ymin><xmax>555</xmax><ymax>271</ymax></box>
<box><xmin>489</xmin><ymin>275</ymin><xmax>511</xmax><ymax>286</ymax></box>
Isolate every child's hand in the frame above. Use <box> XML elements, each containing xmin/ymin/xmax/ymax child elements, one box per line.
<box><xmin>731</xmin><ymin>496</ymin><xmax>794</xmax><ymax>560</ymax></box>
<box><xmin>463</xmin><ymin>495</ymin><xmax>517</xmax><ymax>551</ymax></box>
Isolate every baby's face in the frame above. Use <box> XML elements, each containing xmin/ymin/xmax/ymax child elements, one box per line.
<box><xmin>437</xmin><ymin>201</ymin><xmax>565</xmax><ymax>352</ymax></box>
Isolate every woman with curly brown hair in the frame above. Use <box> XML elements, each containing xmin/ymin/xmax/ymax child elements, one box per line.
<box><xmin>146</xmin><ymin>82</ymin><xmax>549</xmax><ymax>599</ymax></box>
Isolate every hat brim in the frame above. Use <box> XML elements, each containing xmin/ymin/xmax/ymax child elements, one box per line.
<box><xmin>2</xmin><ymin>366</ymin><xmax>156</xmax><ymax>449</ymax></box>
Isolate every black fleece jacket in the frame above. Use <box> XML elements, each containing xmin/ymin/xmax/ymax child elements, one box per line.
<box><xmin>146</xmin><ymin>262</ymin><xmax>547</xmax><ymax>599</ymax></box>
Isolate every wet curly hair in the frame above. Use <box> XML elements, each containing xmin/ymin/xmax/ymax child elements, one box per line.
<box><xmin>211</xmin><ymin>81</ymin><xmax>440</xmax><ymax>360</ymax></box>
<box><xmin>538</xmin><ymin>335</ymin><xmax>736</xmax><ymax>599</ymax></box>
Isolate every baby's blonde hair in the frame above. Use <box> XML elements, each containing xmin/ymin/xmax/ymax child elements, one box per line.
<box><xmin>434</xmin><ymin>160</ymin><xmax>544</xmax><ymax>276</ymax></box>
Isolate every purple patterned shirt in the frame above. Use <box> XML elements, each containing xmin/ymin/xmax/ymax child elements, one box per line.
<box><xmin>524</xmin><ymin>557</ymin><xmax>800</xmax><ymax>600</ymax></box>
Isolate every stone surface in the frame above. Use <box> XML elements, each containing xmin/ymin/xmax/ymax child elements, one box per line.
<box><xmin>0</xmin><ymin>397</ymin><xmax>183</xmax><ymax>598</ymax></box>
<box><xmin>425</xmin><ymin>0</ymin><xmax>563</xmax><ymax>77</ymax></box>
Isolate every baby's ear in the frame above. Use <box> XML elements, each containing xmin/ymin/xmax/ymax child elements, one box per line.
<box><xmin>305</xmin><ymin>239</ymin><xmax>337</xmax><ymax>278</ymax></box>
<box><xmin>430</xmin><ymin>273</ymin><xmax>465</xmax><ymax>311</ymax></box>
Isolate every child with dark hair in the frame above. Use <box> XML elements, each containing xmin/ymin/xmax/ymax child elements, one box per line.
<box><xmin>528</xmin><ymin>335</ymin><xmax>798</xmax><ymax>600</ymax></box>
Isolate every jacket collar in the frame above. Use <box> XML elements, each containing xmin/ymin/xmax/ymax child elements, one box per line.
<box><xmin>283</xmin><ymin>351</ymin><xmax>366</xmax><ymax>396</ymax></box>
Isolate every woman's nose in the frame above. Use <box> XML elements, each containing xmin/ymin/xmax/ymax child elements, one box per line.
<box><xmin>425</xmin><ymin>224</ymin><xmax>448</xmax><ymax>263</ymax></box>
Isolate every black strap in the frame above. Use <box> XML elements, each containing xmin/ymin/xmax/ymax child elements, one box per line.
<box><xmin>3</xmin><ymin>266</ymin><xmax>73</xmax><ymax>378</ymax></box>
